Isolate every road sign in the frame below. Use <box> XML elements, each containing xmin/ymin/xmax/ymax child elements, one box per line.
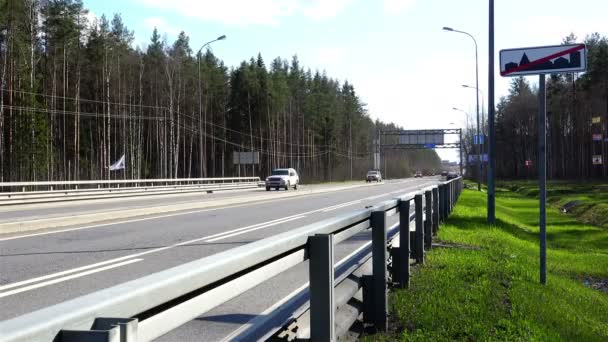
<box><xmin>233</xmin><ymin>152</ymin><xmax>260</xmax><ymax>165</ymax></box>
<box><xmin>424</xmin><ymin>143</ymin><xmax>436</xmax><ymax>149</ymax></box>
<box><xmin>592</xmin><ymin>134</ymin><xmax>603</xmax><ymax>141</ymax></box>
<box><xmin>500</xmin><ymin>44</ymin><xmax>587</xmax><ymax>77</ymax></box>
<box><xmin>592</xmin><ymin>116</ymin><xmax>601</xmax><ymax>124</ymax></box>
<box><xmin>398</xmin><ymin>132</ymin><xmax>444</xmax><ymax>145</ymax></box>
<box><xmin>501</xmin><ymin>43</ymin><xmax>588</xmax><ymax>285</ymax></box>
<box><xmin>474</xmin><ymin>134</ymin><xmax>485</xmax><ymax>145</ymax></box>
<box><xmin>593</xmin><ymin>155</ymin><xmax>603</xmax><ymax>165</ymax></box>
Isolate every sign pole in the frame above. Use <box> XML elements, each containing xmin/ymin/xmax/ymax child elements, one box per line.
<box><xmin>488</xmin><ymin>0</ymin><xmax>496</xmax><ymax>224</ymax></box>
<box><xmin>459</xmin><ymin>130</ymin><xmax>463</xmax><ymax>176</ymax></box>
<box><xmin>539</xmin><ymin>74</ymin><xmax>547</xmax><ymax>285</ymax></box>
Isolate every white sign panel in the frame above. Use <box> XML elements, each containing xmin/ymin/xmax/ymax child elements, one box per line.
<box><xmin>398</xmin><ymin>133</ymin><xmax>444</xmax><ymax>145</ymax></box>
<box><xmin>592</xmin><ymin>155</ymin><xmax>603</xmax><ymax>165</ymax></box>
<box><xmin>233</xmin><ymin>152</ymin><xmax>260</xmax><ymax>165</ymax></box>
<box><xmin>500</xmin><ymin>44</ymin><xmax>586</xmax><ymax>77</ymax></box>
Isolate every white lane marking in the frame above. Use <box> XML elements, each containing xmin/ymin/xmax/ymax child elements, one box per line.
<box><xmin>206</xmin><ymin>216</ymin><xmax>306</xmax><ymax>243</ymax></box>
<box><xmin>0</xmin><ymin>180</ymin><xmax>431</xmax><ymax>242</ymax></box>
<box><xmin>221</xmin><ymin>282</ymin><xmax>310</xmax><ymax>342</ymax></box>
<box><xmin>0</xmin><ymin>194</ymin><xmax>321</xmax><ymax>242</ymax></box>
<box><xmin>0</xmin><ymin>258</ymin><xmax>143</xmax><ymax>298</ymax></box>
<box><xmin>221</xmin><ymin>234</ymin><xmax>375</xmax><ymax>341</ymax></box>
<box><xmin>366</xmin><ymin>193</ymin><xmax>388</xmax><ymax>200</ymax></box>
<box><xmin>321</xmin><ymin>200</ymin><xmax>361</xmax><ymax>212</ymax></box>
<box><xmin>0</xmin><ymin>215</ymin><xmax>309</xmax><ymax>293</ymax></box>
<box><xmin>0</xmin><ymin>184</ymin><xmax>382</xmax><ymax>242</ymax></box>
<box><xmin>0</xmin><ymin>185</ymin><xmax>426</xmax><ymax>293</ymax></box>
<box><xmin>0</xmin><ymin>247</ymin><xmax>171</xmax><ymax>292</ymax></box>
<box><xmin>175</xmin><ymin>213</ymin><xmax>311</xmax><ymax>246</ymax></box>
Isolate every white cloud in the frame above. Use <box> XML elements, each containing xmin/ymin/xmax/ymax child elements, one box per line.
<box><xmin>301</xmin><ymin>0</ymin><xmax>354</xmax><ymax>20</ymax></box>
<box><xmin>383</xmin><ymin>0</ymin><xmax>416</xmax><ymax>14</ymax></box>
<box><xmin>137</xmin><ymin>0</ymin><xmax>353</xmax><ymax>26</ymax></box>
<box><xmin>313</xmin><ymin>47</ymin><xmax>345</xmax><ymax>66</ymax></box>
<box><xmin>143</xmin><ymin>17</ymin><xmax>181</xmax><ymax>35</ymax></box>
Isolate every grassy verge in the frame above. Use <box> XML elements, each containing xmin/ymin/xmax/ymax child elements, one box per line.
<box><xmin>499</xmin><ymin>180</ymin><xmax>608</xmax><ymax>228</ymax></box>
<box><xmin>371</xmin><ymin>186</ymin><xmax>608</xmax><ymax>341</ymax></box>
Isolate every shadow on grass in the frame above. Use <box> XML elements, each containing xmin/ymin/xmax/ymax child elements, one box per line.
<box><xmin>445</xmin><ymin>215</ymin><xmax>608</xmax><ymax>253</ymax></box>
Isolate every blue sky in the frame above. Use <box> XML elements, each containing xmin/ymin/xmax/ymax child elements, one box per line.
<box><xmin>83</xmin><ymin>0</ymin><xmax>607</xmax><ymax>161</ymax></box>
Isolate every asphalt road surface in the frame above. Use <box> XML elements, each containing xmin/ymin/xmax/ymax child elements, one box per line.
<box><xmin>0</xmin><ymin>177</ymin><xmax>440</xmax><ymax>341</ymax></box>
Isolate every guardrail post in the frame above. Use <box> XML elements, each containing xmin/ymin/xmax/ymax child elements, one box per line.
<box><xmin>308</xmin><ymin>234</ymin><xmax>335</xmax><ymax>342</ymax></box>
<box><xmin>438</xmin><ymin>185</ymin><xmax>444</xmax><ymax>223</ymax></box>
<box><xmin>432</xmin><ymin>187</ymin><xmax>439</xmax><ymax>234</ymax></box>
<box><xmin>414</xmin><ymin>194</ymin><xmax>424</xmax><ymax>264</ymax></box>
<box><xmin>60</xmin><ymin>317</ymin><xmax>137</xmax><ymax>342</ymax></box>
<box><xmin>442</xmin><ymin>185</ymin><xmax>448</xmax><ymax>221</ymax></box>
<box><xmin>371</xmin><ymin>210</ymin><xmax>388</xmax><ymax>332</ymax></box>
<box><xmin>450</xmin><ymin>182</ymin><xmax>454</xmax><ymax>212</ymax></box>
<box><xmin>446</xmin><ymin>183</ymin><xmax>452</xmax><ymax>215</ymax></box>
<box><xmin>392</xmin><ymin>198</ymin><xmax>411</xmax><ymax>288</ymax></box>
<box><xmin>424</xmin><ymin>190</ymin><xmax>433</xmax><ymax>250</ymax></box>
<box><xmin>452</xmin><ymin>182</ymin><xmax>455</xmax><ymax>210</ymax></box>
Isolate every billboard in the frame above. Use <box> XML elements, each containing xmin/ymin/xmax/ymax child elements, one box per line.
<box><xmin>592</xmin><ymin>116</ymin><xmax>601</xmax><ymax>124</ymax></box>
<box><xmin>592</xmin><ymin>134</ymin><xmax>603</xmax><ymax>141</ymax></box>
<box><xmin>233</xmin><ymin>152</ymin><xmax>260</xmax><ymax>165</ymax></box>
<box><xmin>398</xmin><ymin>132</ymin><xmax>444</xmax><ymax>145</ymax></box>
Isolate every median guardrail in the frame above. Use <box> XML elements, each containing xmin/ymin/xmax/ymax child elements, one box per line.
<box><xmin>0</xmin><ymin>177</ymin><xmax>463</xmax><ymax>342</ymax></box>
<box><xmin>0</xmin><ymin>177</ymin><xmax>262</xmax><ymax>205</ymax></box>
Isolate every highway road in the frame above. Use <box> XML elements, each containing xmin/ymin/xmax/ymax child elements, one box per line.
<box><xmin>0</xmin><ymin>177</ymin><xmax>440</xmax><ymax>341</ymax></box>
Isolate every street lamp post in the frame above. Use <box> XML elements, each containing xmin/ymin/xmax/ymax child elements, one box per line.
<box><xmin>443</xmin><ymin>26</ymin><xmax>481</xmax><ymax>191</ymax></box>
<box><xmin>197</xmin><ymin>35</ymin><xmax>226</xmax><ymax>178</ymax></box>
<box><xmin>462</xmin><ymin>84</ymin><xmax>485</xmax><ymax>183</ymax></box>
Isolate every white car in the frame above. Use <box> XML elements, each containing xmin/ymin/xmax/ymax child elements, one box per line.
<box><xmin>265</xmin><ymin>168</ymin><xmax>299</xmax><ymax>191</ymax></box>
<box><xmin>366</xmin><ymin>170</ymin><xmax>382</xmax><ymax>182</ymax></box>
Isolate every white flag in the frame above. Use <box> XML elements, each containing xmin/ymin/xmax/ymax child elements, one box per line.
<box><xmin>109</xmin><ymin>154</ymin><xmax>126</xmax><ymax>171</ymax></box>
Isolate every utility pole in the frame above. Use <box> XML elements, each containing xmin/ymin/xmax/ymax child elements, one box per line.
<box><xmin>349</xmin><ymin>112</ymin><xmax>353</xmax><ymax>180</ymax></box>
<box><xmin>459</xmin><ymin>129</ymin><xmax>464</xmax><ymax>176</ymax></box>
<box><xmin>487</xmin><ymin>0</ymin><xmax>496</xmax><ymax>224</ymax></box>
<box><xmin>539</xmin><ymin>74</ymin><xmax>547</xmax><ymax>285</ymax></box>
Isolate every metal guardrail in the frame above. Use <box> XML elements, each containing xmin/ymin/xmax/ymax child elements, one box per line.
<box><xmin>0</xmin><ymin>177</ymin><xmax>463</xmax><ymax>342</ymax></box>
<box><xmin>0</xmin><ymin>177</ymin><xmax>262</xmax><ymax>205</ymax></box>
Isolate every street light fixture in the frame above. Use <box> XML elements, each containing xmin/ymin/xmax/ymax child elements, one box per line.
<box><xmin>443</xmin><ymin>26</ymin><xmax>481</xmax><ymax>191</ymax></box>
<box><xmin>197</xmin><ymin>35</ymin><xmax>226</xmax><ymax>177</ymax></box>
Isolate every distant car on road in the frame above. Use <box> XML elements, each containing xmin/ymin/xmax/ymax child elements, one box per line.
<box><xmin>414</xmin><ymin>170</ymin><xmax>423</xmax><ymax>178</ymax></box>
<box><xmin>366</xmin><ymin>170</ymin><xmax>382</xmax><ymax>182</ymax></box>
<box><xmin>446</xmin><ymin>172</ymin><xmax>459</xmax><ymax>180</ymax></box>
<box><xmin>441</xmin><ymin>170</ymin><xmax>448</xmax><ymax>177</ymax></box>
<box><xmin>266</xmin><ymin>168</ymin><xmax>299</xmax><ymax>191</ymax></box>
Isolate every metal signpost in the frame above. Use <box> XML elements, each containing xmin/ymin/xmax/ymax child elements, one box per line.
<box><xmin>500</xmin><ymin>43</ymin><xmax>587</xmax><ymax>285</ymax></box>
<box><xmin>488</xmin><ymin>0</ymin><xmax>496</xmax><ymax>225</ymax></box>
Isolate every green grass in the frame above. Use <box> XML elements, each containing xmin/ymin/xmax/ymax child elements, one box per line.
<box><xmin>499</xmin><ymin>180</ymin><xmax>608</xmax><ymax>228</ymax></box>
<box><xmin>371</xmin><ymin>186</ymin><xmax>608</xmax><ymax>341</ymax></box>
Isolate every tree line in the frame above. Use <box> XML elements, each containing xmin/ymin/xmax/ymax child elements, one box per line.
<box><xmin>494</xmin><ymin>33</ymin><xmax>608</xmax><ymax>179</ymax></box>
<box><xmin>0</xmin><ymin>0</ymin><xmax>440</xmax><ymax>183</ymax></box>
